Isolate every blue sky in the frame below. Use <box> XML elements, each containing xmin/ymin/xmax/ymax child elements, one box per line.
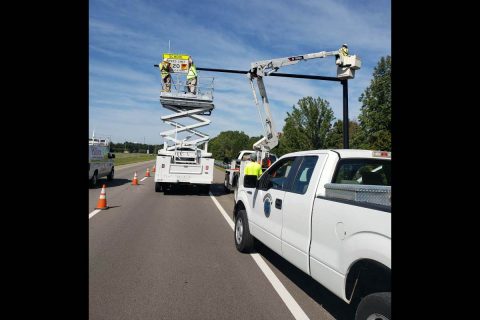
<box><xmin>89</xmin><ymin>0</ymin><xmax>391</xmax><ymax>144</ymax></box>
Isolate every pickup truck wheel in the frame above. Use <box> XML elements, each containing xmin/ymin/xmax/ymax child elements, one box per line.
<box><xmin>107</xmin><ymin>168</ymin><xmax>114</xmax><ymax>181</ymax></box>
<box><xmin>155</xmin><ymin>182</ymin><xmax>163</xmax><ymax>192</ymax></box>
<box><xmin>224</xmin><ymin>173</ymin><xmax>230</xmax><ymax>192</ymax></box>
<box><xmin>234</xmin><ymin>210</ymin><xmax>254</xmax><ymax>253</ymax></box>
<box><xmin>355</xmin><ymin>292</ymin><xmax>391</xmax><ymax>320</ymax></box>
<box><xmin>91</xmin><ymin>171</ymin><xmax>98</xmax><ymax>187</ymax></box>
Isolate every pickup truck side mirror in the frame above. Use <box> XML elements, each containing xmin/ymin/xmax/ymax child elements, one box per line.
<box><xmin>108</xmin><ymin>153</ymin><xmax>115</xmax><ymax>159</ymax></box>
<box><xmin>243</xmin><ymin>175</ymin><xmax>258</xmax><ymax>188</ymax></box>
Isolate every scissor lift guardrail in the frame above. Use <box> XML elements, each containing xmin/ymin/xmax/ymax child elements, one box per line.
<box><xmin>159</xmin><ymin>75</ymin><xmax>215</xmax><ymax>162</ymax></box>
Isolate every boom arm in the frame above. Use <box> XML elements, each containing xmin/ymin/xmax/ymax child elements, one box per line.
<box><xmin>250</xmin><ymin>50</ymin><xmax>340</xmax><ymax>77</ymax></box>
<box><xmin>247</xmin><ymin>50</ymin><xmax>340</xmax><ymax>160</ymax></box>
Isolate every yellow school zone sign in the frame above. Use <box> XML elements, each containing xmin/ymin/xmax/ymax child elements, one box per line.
<box><xmin>162</xmin><ymin>53</ymin><xmax>190</xmax><ymax>73</ymax></box>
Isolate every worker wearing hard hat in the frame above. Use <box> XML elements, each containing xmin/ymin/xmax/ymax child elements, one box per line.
<box><xmin>339</xmin><ymin>44</ymin><xmax>349</xmax><ymax>56</ymax></box>
<box><xmin>244</xmin><ymin>153</ymin><xmax>262</xmax><ymax>177</ymax></box>
<box><xmin>160</xmin><ymin>58</ymin><xmax>172</xmax><ymax>92</ymax></box>
<box><xmin>187</xmin><ymin>57</ymin><xmax>198</xmax><ymax>94</ymax></box>
<box><xmin>336</xmin><ymin>44</ymin><xmax>350</xmax><ymax>67</ymax></box>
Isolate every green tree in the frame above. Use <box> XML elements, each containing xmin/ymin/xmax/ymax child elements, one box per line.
<box><xmin>209</xmin><ymin>131</ymin><xmax>250</xmax><ymax>160</ymax></box>
<box><xmin>277</xmin><ymin>96</ymin><xmax>335</xmax><ymax>155</ymax></box>
<box><xmin>326</xmin><ymin>120</ymin><xmax>361</xmax><ymax>149</ymax></box>
<box><xmin>248</xmin><ymin>135</ymin><xmax>263</xmax><ymax>150</ymax></box>
<box><xmin>356</xmin><ymin>55</ymin><xmax>391</xmax><ymax>151</ymax></box>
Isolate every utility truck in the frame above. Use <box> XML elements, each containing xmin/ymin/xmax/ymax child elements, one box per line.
<box><xmin>88</xmin><ymin>136</ymin><xmax>115</xmax><ymax>187</ymax></box>
<box><xmin>235</xmin><ymin>149</ymin><xmax>391</xmax><ymax>320</ymax></box>
<box><xmin>224</xmin><ymin>151</ymin><xmax>277</xmax><ymax>192</ymax></box>
<box><xmin>153</xmin><ymin>54</ymin><xmax>215</xmax><ymax>193</ymax></box>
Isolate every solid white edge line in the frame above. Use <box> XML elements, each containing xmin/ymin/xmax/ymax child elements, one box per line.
<box><xmin>140</xmin><ymin>177</ymin><xmax>148</xmax><ymax>182</ymax></box>
<box><xmin>89</xmin><ymin>209</ymin><xmax>101</xmax><ymax>219</ymax></box>
<box><xmin>209</xmin><ymin>193</ymin><xmax>234</xmax><ymax>229</ymax></box>
<box><xmin>208</xmin><ymin>192</ymin><xmax>310</xmax><ymax>320</ymax></box>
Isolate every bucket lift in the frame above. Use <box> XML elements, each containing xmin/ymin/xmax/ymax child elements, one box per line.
<box><xmin>247</xmin><ymin>48</ymin><xmax>361</xmax><ymax>162</ymax></box>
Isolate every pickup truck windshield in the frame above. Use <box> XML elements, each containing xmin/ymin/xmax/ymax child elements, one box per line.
<box><xmin>333</xmin><ymin>158</ymin><xmax>391</xmax><ymax>186</ymax></box>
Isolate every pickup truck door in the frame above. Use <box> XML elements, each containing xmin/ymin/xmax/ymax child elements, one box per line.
<box><xmin>280</xmin><ymin>154</ymin><xmax>328</xmax><ymax>274</ymax></box>
<box><xmin>249</xmin><ymin>157</ymin><xmax>297</xmax><ymax>255</ymax></box>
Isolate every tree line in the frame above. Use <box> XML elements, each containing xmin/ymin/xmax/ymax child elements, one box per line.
<box><xmin>210</xmin><ymin>55</ymin><xmax>391</xmax><ymax>160</ymax></box>
<box><xmin>109</xmin><ymin>141</ymin><xmax>163</xmax><ymax>154</ymax></box>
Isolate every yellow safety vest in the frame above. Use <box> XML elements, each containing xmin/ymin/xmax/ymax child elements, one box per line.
<box><xmin>187</xmin><ymin>63</ymin><xmax>197</xmax><ymax>80</ymax></box>
<box><xmin>244</xmin><ymin>162</ymin><xmax>262</xmax><ymax>177</ymax></box>
<box><xmin>160</xmin><ymin>61</ymin><xmax>170</xmax><ymax>78</ymax></box>
<box><xmin>340</xmin><ymin>47</ymin><xmax>349</xmax><ymax>56</ymax></box>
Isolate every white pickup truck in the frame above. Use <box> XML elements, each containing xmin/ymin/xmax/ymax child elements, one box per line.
<box><xmin>233</xmin><ymin>149</ymin><xmax>391</xmax><ymax>320</ymax></box>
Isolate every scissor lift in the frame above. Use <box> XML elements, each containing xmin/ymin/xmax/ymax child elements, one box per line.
<box><xmin>154</xmin><ymin>74</ymin><xmax>215</xmax><ymax>192</ymax></box>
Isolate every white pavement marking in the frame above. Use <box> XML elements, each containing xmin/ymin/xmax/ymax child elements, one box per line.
<box><xmin>140</xmin><ymin>177</ymin><xmax>148</xmax><ymax>182</ymax></box>
<box><xmin>209</xmin><ymin>192</ymin><xmax>310</xmax><ymax>320</ymax></box>
<box><xmin>209</xmin><ymin>194</ymin><xmax>234</xmax><ymax>229</ymax></box>
<box><xmin>89</xmin><ymin>209</ymin><xmax>101</xmax><ymax>219</ymax></box>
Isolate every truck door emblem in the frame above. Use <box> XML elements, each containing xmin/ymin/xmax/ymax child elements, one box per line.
<box><xmin>263</xmin><ymin>193</ymin><xmax>272</xmax><ymax>218</ymax></box>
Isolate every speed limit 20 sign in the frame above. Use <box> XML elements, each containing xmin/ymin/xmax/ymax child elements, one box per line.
<box><xmin>163</xmin><ymin>53</ymin><xmax>190</xmax><ymax>73</ymax></box>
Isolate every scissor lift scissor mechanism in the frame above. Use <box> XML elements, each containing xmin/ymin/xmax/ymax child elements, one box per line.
<box><xmin>158</xmin><ymin>75</ymin><xmax>215</xmax><ymax>164</ymax></box>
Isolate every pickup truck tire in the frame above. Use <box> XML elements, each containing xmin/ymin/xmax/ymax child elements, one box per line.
<box><xmin>234</xmin><ymin>210</ymin><xmax>254</xmax><ymax>253</ymax></box>
<box><xmin>224</xmin><ymin>173</ymin><xmax>230</xmax><ymax>192</ymax></box>
<box><xmin>107</xmin><ymin>168</ymin><xmax>114</xmax><ymax>181</ymax></box>
<box><xmin>90</xmin><ymin>171</ymin><xmax>98</xmax><ymax>187</ymax></box>
<box><xmin>355</xmin><ymin>292</ymin><xmax>391</xmax><ymax>320</ymax></box>
<box><xmin>155</xmin><ymin>182</ymin><xmax>163</xmax><ymax>192</ymax></box>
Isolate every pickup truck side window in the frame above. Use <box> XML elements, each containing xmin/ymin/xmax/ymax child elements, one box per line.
<box><xmin>258</xmin><ymin>157</ymin><xmax>296</xmax><ymax>191</ymax></box>
<box><xmin>332</xmin><ymin>158</ymin><xmax>391</xmax><ymax>186</ymax></box>
<box><xmin>290</xmin><ymin>156</ymin><xmax>319</xmax><ymax>194</ymax></box>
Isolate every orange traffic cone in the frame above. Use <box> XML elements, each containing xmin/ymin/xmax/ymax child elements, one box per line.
<box><xmin>95</xmin><ymin>184</ymin><xmax>109</xmax><ymax>209</ymax></box>
<box><xmin>132</xmin><ymin>172</ymin><xmax>139</xmax><ymax>185</ymax></box>
<box><xmin>145</xmin><ymin>168</ymin><xmax>150</xmax><ymax>177</ymax></box>
<box><xmin>152</xmin><ymin>165</ymin><xmax>156</xmax><ymax>173</ymax></box>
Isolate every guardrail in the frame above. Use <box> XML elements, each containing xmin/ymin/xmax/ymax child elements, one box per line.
<box><xmin>214</xmin><ymin>160</ymin><xmax>230</xmax><ymax>169</ymax></box>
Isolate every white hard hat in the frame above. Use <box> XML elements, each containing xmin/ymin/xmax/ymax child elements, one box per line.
<box><xmin>342</xmin><ymin>43</ymin><xmax>348</xmax><ymax>48</ymax></box>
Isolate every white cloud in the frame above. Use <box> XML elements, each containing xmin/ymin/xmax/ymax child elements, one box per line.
<box><xmin>89</xmin><ymin>0</ymin><xmax>390</xmax><ymax>142</ymax></box>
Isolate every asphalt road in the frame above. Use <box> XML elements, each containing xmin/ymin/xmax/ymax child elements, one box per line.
<box><xmin>89</xmin><ymin>162</ymin><xmax>355</xmax><ymax>320</ymax></box>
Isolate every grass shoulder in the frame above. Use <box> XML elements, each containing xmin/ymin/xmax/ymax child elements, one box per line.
<box><xmin>114</xmin><ymin>153</ymin><xmax>156</xmax><ymax>166</ymax></box>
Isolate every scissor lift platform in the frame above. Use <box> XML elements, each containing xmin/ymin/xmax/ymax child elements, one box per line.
<box><xmin>160</xmin><ymin>91</ymin><xmax>214</xmax><ymax>109</ymax></box>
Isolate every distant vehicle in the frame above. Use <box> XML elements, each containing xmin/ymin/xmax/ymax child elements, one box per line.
<box><xmin>89</xmin><ymin>137</ymin><xmax>115</xmax><ymax>187</ymax></box>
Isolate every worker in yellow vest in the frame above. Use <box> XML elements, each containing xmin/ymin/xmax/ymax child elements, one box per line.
<box><xmin>160</xmin><ymin>58</ymin><xmax>172</xmax><ymax>92</ymax></box>
<box><xmin>336</xmin><ymin>44</ymin><xmax>349</xmax><ymax>67</ymax></box>
<box><xmin>244</xmin><ymin>153</ymin><xmax>262</xmax><ymax>177</ymax></box>
<box><xmin>187</xmin><ymin>57</ymin><xmax>198</xmax><ymax>94</ymax></box>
